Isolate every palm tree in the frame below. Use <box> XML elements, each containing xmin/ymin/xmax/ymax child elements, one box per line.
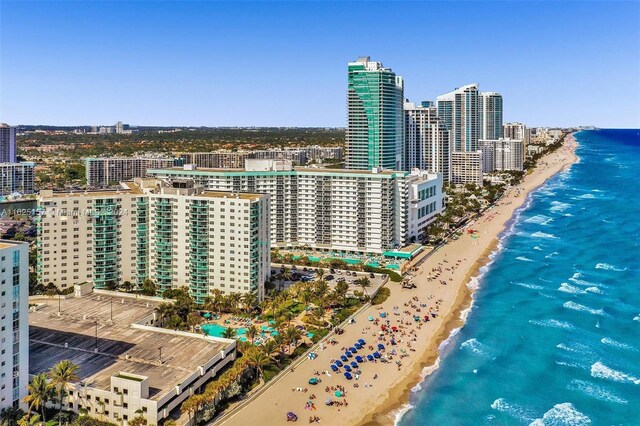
<box><xmin>284</xmin><ymin>327</ymin><xmax>302</xmax><ymax>354</ymax></box>
<box><xmin>180</xmin><ymin>395</ymin><xmax>198</xmax><ymax>426</ymax></box>
<box><xmin>163</xmin><ymin>419</ymin><xmax>178</xmax><ymax>426</ymax></box>
<box><xmin>355</xmin><ymin>277</ymin><xmax>371</xmax><ymax>296</ymax></box>
<box><xmin>154</xmin><ymin>303</ymin><xmax>173</xmax><ymax>326</ymax></box>
<box><xmin>241</xmin><ymin>292</ymin><xmax>258</xmax><ymax>314</ymax></box>
<box><xmin>244</xmin><ymin>349</ymin><xmax>270</xmax><ymax>382</ymax></box>
<box><xmin>1</xmin><ymin>407</ymin><xmax>24</xmax><ymax>426</ymax></box>
<box><xmin>49</xmin><ymin>360</ymin><xmax>80</xmax><ymax>426</ymax></box>
<box><xmin>17</xmin><ymin>413</ymin><xmax>40</xmax><ymax>426</ymax></box>
<box><xmin>221</xmin><ymin>326</ymin><xmax>237</xmax><ymax>339</ymax></box>
<box><xmin>186</xmin><ymin>312</ymin><xmax>201</xmax><ymax>332</ymax></box>
<box><xmin>245</xmin><ymin>324</ymin><xmax>258</xmax><ymax>344</ymax></box>
<box><xmin>315</xmin><ymin>268</ymin><xmax>325</xmax><ymax>281</ymax></box>
<box><xmin>23</xmin><ymin>373</ymin><xmax>54</xmax><ymax>422</ymax></box>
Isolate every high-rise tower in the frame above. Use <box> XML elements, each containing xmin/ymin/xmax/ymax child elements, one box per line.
<box><xmin>480</xmin><ymin>92</ymin><xmax>503</xmax><ymax>140</ymax></box>
<box><xmin>346</xmin><ymin>57</ymin><xmax>404</xmax><ymax>170</ymax></box>
<box><xmin>436</xmin><ymin>84</ymin><xmax>480</xmax><ymax>152</ymax></box>
<box><xmin>0</xmin><ymin>124</ymin><xmax>17</xmax><ymax>163</ymax></box>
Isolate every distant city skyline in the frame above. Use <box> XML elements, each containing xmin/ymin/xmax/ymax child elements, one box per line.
<box><xmin>1</xmin><ymin>1</ymin><xmax>638</xmax><ymax>128</ymax></box>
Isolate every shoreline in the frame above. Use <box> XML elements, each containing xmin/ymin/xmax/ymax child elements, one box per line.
<box><xmin>360</xmin><ymin>133</ymin><xmax>580</xmax><ymax>426</ymax></box>
<box><xmin>221</xmin><ymin>134</ymin><xmax>579</xmax><ymax>426</ymax></box>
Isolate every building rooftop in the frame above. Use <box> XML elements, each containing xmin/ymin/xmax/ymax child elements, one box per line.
<box><xmin>29</xmin><ymin>293</ymin><xmax>229</xmax><ymax>401</ymax></box>
<box><xmin>150</xmin><ymin>165</ymin><xmax>402</xmax><ymax>176</ymax></box>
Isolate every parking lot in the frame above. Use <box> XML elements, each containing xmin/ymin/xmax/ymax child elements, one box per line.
<box><xmin>270</xmin><ymin>263</ymin><xmax>388</xmax><ymax>296</ymax></box>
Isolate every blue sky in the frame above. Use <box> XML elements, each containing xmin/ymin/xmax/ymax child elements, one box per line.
<box><xmin>1</xmin><ymin>1</ymin><xmax>638</xmax><ymax>128</ymax></box>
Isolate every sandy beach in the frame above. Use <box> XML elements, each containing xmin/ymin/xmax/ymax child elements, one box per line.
<box><xmin>219</xmin><ymin>134</ymin><xmax>578</xmax><ymax>426</ymax></box>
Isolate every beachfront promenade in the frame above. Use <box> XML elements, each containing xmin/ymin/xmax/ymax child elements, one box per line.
<box><xmin>216</xmin><ymin>135</ymin><xmax>578</xmax><ymax>426</ymax></box>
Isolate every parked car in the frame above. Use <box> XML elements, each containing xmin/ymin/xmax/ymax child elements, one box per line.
<box><xmin>330</xmin><ymin>268</ymin><xmax>335</xmax><ymax>274</ymax></box>
<box><xmin>351</xmin><ymin>271</ymin><xmax>358</xmax><ymax>277</ymax></box>
<box><xmin>325</xmin><ymin>275</ymin><xmax>335</xmax><ymax>281</ymax></box>
<box><xmin>369</xmin><ymin>273</ymin><xmax>376</xmax><ymax>279</ymax></box>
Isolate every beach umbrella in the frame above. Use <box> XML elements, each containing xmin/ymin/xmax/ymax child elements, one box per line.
<box><xmin>308</xmin><ymin>377</ymin><xmax>319</xmax><ymax>385</ymax></box>
<box><xmin>349</xmin><ymin>346</ymin><xmax>357</xmax><ymax>353</ymax></box>
<box><xmin>345</xmin><ymin>351</ymin><xmax>353</xmax><ymax>358</ymax></box>
<box><xmin>336</xmin><ymin>360</ymin><xmax>343</xmax><ymax>367</ymax></box>
<box><xmin>344</xmin><ymin>372</ymin><xmax>353</xmax><ymax>380</ymax></box>
<box><xmin>373</xmin><ymin>352</ymin><xmax>381</xmax><ymax>358</ymax></box>
<box><xmin>391</xmin><ymin>326</ymin><xmax>398</xmax><ymax>332</ymax></box>
<box><xmin>344</xmin><ymin>365</ymin><xmax>352</xmax><ymax>372</ymax></box>
<box><xmin>350</xmin><ymin>361</ymin><xmax>358</xmax><ymax>368</ymax></box>
<box><xmin>334</xmin><ymin>391</ymin><xmax>343</xmax><ymax>397</ymax></box>
<box><xmin>340</xmin><ymin>355</ymin><xmax>348</xmax><ymax>362</ymax></box>
<box><xmin>368</xmin><ymin>316</ymin><xmax>374</xmax><ymax>321</ymax></box>
<box><xmin>331</xmin><ymin>364</ymin><xmax>339</xmax><ymax>372</ymax></box>
<box><xmin>377</xmin><ymin>343</ymin><xmax>385</xmax><ymax>350</ymax></box>
<box><xmin>354</xmin><ymin>342</ymin><xmax>363</xmax><ymax>349</ymax></box>
<box><xmin>366</xmin><ymin>354</ymin><xmax>374</xmax><ymax>361</ymax></box>
<box><xmin>355</xmin><ymin>355</ymin><xmax>364</xmax><ymax>363</ymax></box>
<box><xmin>358</xmin><ymin>339</ymin><xmax>366</xmax><ymax>345</ymax></box>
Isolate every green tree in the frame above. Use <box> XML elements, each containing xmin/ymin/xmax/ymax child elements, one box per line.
<box><xmin>0</xmin><ymin>407</ymin><xmax>24</xmax><ymax>426</ymax></box>
<box><xmin>141</xmin><ymin>279</ymin><xmax>156</xmax><ymax>296</ymax></box>
<box><xmin>245</xmin><ymin>349</ymin><xmax>270</xmax><ymax>382</ymax></box>
<box><xmin>245</xmin><ymin>324</ymin><xmax>259</xmax><ymax>344</ymax></box>
<box><xmin>221</xmin><ymin>327</ymin><xmax>237</xmax><ymax>339</ymax></box>
<box><xmin>23</xmin><ymin>373</ymin><xmax>55</xmax><ymax>422</ymax></box>
<box><xmin>48</xmin><ymin>359</ymin><xmax>80</xmax><ymax>426</ymax></box>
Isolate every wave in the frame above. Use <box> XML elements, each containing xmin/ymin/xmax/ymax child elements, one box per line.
<box><xmin>556</xmin><ymin>342</ymin><xmax>594</xmax><ymax>356</ymax></box>
<box><xmin>595</xmin><ymin>263</ymin><xmax>626</xmax><ymax>272</ymax></box>
<box><xmin>530</xmin><ymin>319</ymin><xmax>574</xmax><ymax>330</ymax></box>
<box><xmin>555</xmin><ymin>360</ymin><xmax>587</xmax><ymax>370</ymax></box>
<box><xmin>491</xmin><ymin>398</ymin><xmax>535</xmax><ymax>423</ymax></box>
<box><xmin>590</xmin><ymin>361</ymin><xmax>640</xmax><ymax>385</ymax></box>
<box><xmin>568</xmin><ymin>274</ymin><xmax>605</xmax><ymax>289</ymax></box>
<box><xmin>558</xmin><ymin>283</ymin><xmax>585</xmax><ymax>294</ymax></box>
<box><xmin>460</xmin><ymin>338</ymin><xmax>492</xmax><ymax>357</ymax></box>
<box><xmin>392</xmin><ymin>402</ymin><xmax>415</xmax><ymax>425</ymax></box>
<box><xmin>568</xmin><ymin>379</ymin><xmax>628</xmax><ymax>405</ymax></box>
<box><xmin>575</xmin><ymin>193</ymin><xmax>596</xmax><ymax>200</ymax></box>
<box><xmin>516</xmin><ymin>256</ymin><xmax>534</xmax><ymax>262</ymax></box>
<box><xmin>549</xmin><ymin>201</ymin><xmax>572</xmax><ymax>213</ymax></box>
<box><xmin>514</xmin><ymin>282</ymin><xmax>544</xmax><ymax>290</ymax></box>
<box><xmin>534</xmin><ymin>246</ymin><xmax>543</xmax><ymax>251</ymax></box>
<box><xmin>529</xmin><ymin>402</ymin><xmax>591</xmax><ymax>426</ymax></box>
<box><xmin>524</xmin><ymin>214</ymin><xmax>554</xmax><ymax>226</ymax></box>
<box><xmin>634</xmin><ymin>315</ymin><xmax>640</xmax><ymax>322</ymax></box>
<box><xmin>601</xmin><ymin>337</ymin><xmax>637</xmax><ymax>352</ymax></box>
<box><xmin>530</xmin><ymin>232</ymin><xmax>558</xmax><ymax>239</ymax></box>
<box><xmin>585</xmin><ymin>287</ymin><xmax>603</xmax><ymax>294</ymax></box>
<box><xmin>545</xmin><ymin>251</ymin><xmax>559</xmax><ymax>259</ymax></box>
<box><xmin>563</xmin><ymin>301</ymin><xmax>605</xmax><ymax>316</ymax></box>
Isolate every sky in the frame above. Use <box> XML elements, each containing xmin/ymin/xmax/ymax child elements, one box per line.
<box><xmin>1</xmin><ymin>1</ymin><xmax>638</xmax><ymax>128</ymax></box>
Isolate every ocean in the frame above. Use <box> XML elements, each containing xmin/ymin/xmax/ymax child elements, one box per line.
<box><xmin>399</xmin><ymin>129</ymin><xmax>640</xmax><ymax>426</ymax></box>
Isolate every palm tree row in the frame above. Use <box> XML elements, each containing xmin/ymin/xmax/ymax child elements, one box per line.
<box><xmin>22</xmin><ymin>360</ymin><xmax>80</xmax><ymax>424</ymax></box>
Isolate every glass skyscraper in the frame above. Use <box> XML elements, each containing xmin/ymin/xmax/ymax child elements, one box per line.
<box><xmin>346</xmin><ymin>57</ymin><xmax>404</xmax><ymax>170</ymax></box>
<box><xmin>480</xmin><ymin>92</ymin><xmax>504</xmax><ymax>140</ymax></box>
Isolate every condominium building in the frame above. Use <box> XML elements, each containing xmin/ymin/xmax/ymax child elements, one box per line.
<box><xmin>346</xmin><ymin>57</ymin><xmax>404</xmax><ymax>170</ymax></box>
<box><xmin>503</xmin><ymin>122</ymin><xmax>531</xmax><ymax>146</ymax></box>
<box><xmin>176</xmin><ymin>148</ymin><xmax>342</xmax><ymax>169</ymax></box>
<box><xmin>404</xmin><ymin>101</ymin><xmax>450</xmax><ymax>180</ymax></box>
<box><xmin>0</xmin><ymin>241</ymin><xmax>29</xmax><ymax>411</ymax></box>
<box><xmin>146</xmin><ymin>179</ymin><xmax>270</xmax><ymax>303</ymax></box>
<box><xmin>176</xmin><ymin>152</ymin><xmax>251</xmax><ymax>169</ymax></box>
<box><xmin>85</xmin><ymin>157</ymin><xmax>176</xmax><ymax>188</ymax></box>
<box><xmin>451</xmin><ymin>151</ymin><xmax>483</xmax><ymax>186</ymax></box>
<box><xmin>437</xmin><ymin>84</ymin><xmax>481</xmax><ymax>152</ymax></box>
<box><xmin>480</xmin><ymin>139</ymin><xmax>524</xmax><ymax>172</ymax></box>
<box><xmin>0</xmin><ymin>124</ymin><xmax>17</xmax><ymax>163</ymax></box>
<box><xmin>480</xmin><ymin>92</ymin><xmax>503</xmax><ymax>140</ymax></box>
<box><xmin>149</xmin><ymin>160</ymin><xmax>445</xmax><ymax>255</ymax></box>
<box><xmin>36</xmin><ymin>180</ymin><xmax>270</xmax><ymax>303</ymax></box>
<box><xmin>0</xmin><ymin>162</ymin><xmax>35</xmax><ymax>196</ymax></box>
<box><xmin>407</xmin><ymin>172</ymin><xmax>445</xmax><ymax>241</ymax></box>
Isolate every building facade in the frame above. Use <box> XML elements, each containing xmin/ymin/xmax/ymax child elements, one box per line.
<box><xmin>480</xmin><ymin>139</ymin><xmax>524</xmax><ymax>172</ymax></box>
<box><xmin>36</xmin><ymin>180</ymin><xmax>270</xmax><ymax>302</ymax></box>
<box><xmin>480</xmin><ymin>92</ymin><xmax>503</xmax><ymax>140</ymax></box>
<box><xmin>450</xmin><ymin>151</ymin><xmax>483</xmax><ymax>186</ymax></box>
<box><xmin>0</xmin><ymin>241</ymin><xmax>29</xmax><ymax>411</ymax></box>
<box><xmin>404</xmin><ymin>101</ymin><xmax>450</xmax><ymax>180</ymax></box>
<box><xmin>0</xmin><ymin>124</ymin><xmax>17</xmax><ymax>164</ymax></box>
<box><xmin>407</xmin><ymin>172</ymin><xmax>445</xmax><ymax>241</ymax></box>
<box><xmin>437</xmin><ymin>84</ymin><xmax>481</xmax><ymax>153</ymax></box>
<box><xmin>149</xmin><ymin>160</ymin><xmax>445</xmax><ymax>255</ymax></box>
<box><xmin>0</xmin><ymin>162</ymin><xmax>35</xmax><ymax>196</ymax></box>
<box><xmin>346</xmin><ymin>57</ymin><xmax>404</xmax><ymax>170</ymax></box>
<box><xmin>86</xmin><ymin>157</ymin><xmax>177</xmax><ymax>188</ymax></box>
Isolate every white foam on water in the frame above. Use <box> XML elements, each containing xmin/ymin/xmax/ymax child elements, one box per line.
<box><xmin>568</xmin><ymin>275</ymin><xmax>605</xmax><ymax>289</ymax></box>
<box><xmin>584</xmin><ymin>287</ymin><xmax>603</xmax><ymax>295</ymax></box>
<box><xmin>472</xmin><ymin>369</ymin><xmax>478</xmax><ymax>374</ymax></box>
<box><xmin>564</xmin><ymin>213</ymin><xmax>574</xmax><ymax>217</ymax></box>
<box><xmin>590</xmin><ymin>361</ymin><xmax>640</xmax><ymax>385</ymax></box>
<box><xmin>595</xmin><ymin>263</ymin><xmax>626</xmax><ymax>272</ymax></box>
<box><xmin>558</xmin><ymin>283</ymin><xmax>584</xmax><ymax>294</ymax></box>
<box><xmin>514</xmin><ymin>282</ymin><xmax>544</xmax><ymax>290</ymax></box>
<box><xmin>534</xmin><ymin>246</ymin><xmax>543</xmax><ymax>251</ymax></box>
<box><xmin>563</xmin><ymin>301</ymin><xmax>605</xmax><ymax>316</ymax></box>
<box><xmin>634</xmin><ymin>315</ymin><xmax>640</xmax><ymax>322</ymax></box>
<box><xmin>556</xmin><ymin>361</ymin><xmax>588</xmax><ymax>371</ymax></box>
<box><xmin>524</xmin><ymin>214</ymin><xmax>554</xmax><ymax>225</ymax></box>
<box><xmin>516</xmin><ymin>256</ymin><xmax>534</xmax><ymax>262</ymax></box>
<box><xmin>491</xmin><ymin>398</ymin><xmax>535</xmax><ymax>423</ymax></box>
<box><xmin>600</xmin><ymin>337</ymin><xmax>636</xmax><ymax>352</ymax></box>
<box><xmin>556</xmin><ymin>342</ymin><xmax>594</xmax><ymax>356</ymax></box>
<box><xmin>460</xmin><ymin>338</ymin><xmax>491</xmax><ymax>357</ymax></box>
<box><xmin>531</xmin><ymin>231</ymin><xmax>558</xmax><ymax>239</ymax></box>
<box><xmin>530</xmin><ymin>319</ymin><xmax>574</xmax><ymax>330</ymax></box>
<box><xmin>550</xmin><ymin>201</ymin><xmax>572</xmax><ymax>213</ymax></box>
<box><xmin>575</xmin><ymin>193</ymin><xmax>596</xmax><ymax>200</ymax></box>
<box><xmin>392</xmin><ymin>402</ymin><xmax>415</xmax><ymax>425</ymax></box>
<box><xmin>568</xmin><ymin>379</ymin><xmax>628</xmax><ymax>405</ymax></box>
<box><xmin>529</xmin><ymin>403</ymin><xmax>591</xmax><ymax>426</ymax></box>
<box><xmin>545</xmin><ymin>251</ymin><xmax>559</xmax><ymax>259</ymax></box>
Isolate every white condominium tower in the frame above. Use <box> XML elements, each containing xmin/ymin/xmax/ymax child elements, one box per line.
<box><xmin>149</xmin><ymin>160</ymin><xmax>445</xmax><ymax>253</ymax></box>
<box><xmin>480</xmin><ymin>139</ymin><xmax>524</xmax><ymax>172</ymax></box>
<box><xmin>0</xmin><ymin>124</ymin><xmax>17</xmax><ymax>163</ymax></box>
<box><xmin>480</xmin><ymin>92</ymin><xmax>503</xmax><ymax>140</ymax></box>
<box><xmin>437</xmin><ymin>84</ymin><xmax>481</xmax><ymax>152</ymax></box>
<box><xmin>346</xmin><ymin>57</ymin><xmax>405</xmax><ymax>171</ymax></box>
<box><xmin>404</xmin><ymin>101</ymin><xmax>450</xmax><ymax>180</ymax></box>
<box><xmin>0</xmin><ymin>241</ymin><xmax>29</xmax><ymax>411</ymax></box>
<box><xmin>36</xmin><ymin>180</ymin><xmax>270</xmax><ymax>303</ymax></box>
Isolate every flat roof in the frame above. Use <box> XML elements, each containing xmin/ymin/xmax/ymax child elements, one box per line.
<box><xmin>0</xmin><ymin>240</ymin><xmax>26</xmax><ymax>250</ymax></box>
<box><xmin>150</xmin><ymin>166</ymin><xmax>402</xmax><ymax>176</ymax></box>
<box><xmin>29</xmin><ymin>294</ymin><xmax>228</xmax><ymax>400</ymax></box>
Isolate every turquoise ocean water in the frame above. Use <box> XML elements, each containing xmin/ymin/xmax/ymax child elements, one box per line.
<box><xmin>399</xmin><ymin>130</ymin><xmax>640</xmax><ymax>425</ymax></box>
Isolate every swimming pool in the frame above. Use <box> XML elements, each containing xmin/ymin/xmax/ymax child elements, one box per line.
<box><xmin>202</xmin><ymin>323</ymin><xmax>247</xmax><ymax>338</ymax></box>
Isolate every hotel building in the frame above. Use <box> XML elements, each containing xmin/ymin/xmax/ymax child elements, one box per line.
<box><xmin>149</xmin><ymin>160</ymin><xmax>444</xmax><ymax>253</ymax></box>
<box><xmin>480</xmin><ymin>139</ymin><xmax>524</xmax><ymax>172</ymax></box>
<box><xmin>346</xmin><ymin>57</ymin><xmax>404</xmax><ymax>170</ymax></box>
<box><xmin>36</xmin><ymin>180</ymin><xmax>270</xmax><ymax>303</ymax></box>
<box><xmin>85</xmin><ymin>157</ymin><xmax>176</xmax><ymax>188</ymax></box>
<box><xmin>0</xmin><ymin>241</ymin><xmax>29</xmax><ymax>412</ymax></box>
<box><xmin>404</xmin><ymin>101</ymin><xmax>450</xmax><ymax>180</ymax></box>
